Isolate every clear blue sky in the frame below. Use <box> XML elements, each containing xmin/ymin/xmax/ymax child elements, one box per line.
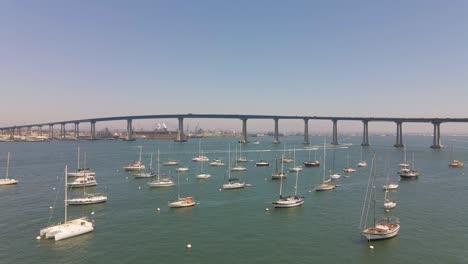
<box><xmin>1</xmin><ymin>0</ymin><xmax>467</xmax><ymax>132</ymax></box>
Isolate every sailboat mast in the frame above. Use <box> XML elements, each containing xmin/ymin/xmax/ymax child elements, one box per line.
<box><xmin>294</xmin><ymin>171</ymin><xmax>299</xmax><ymax>196</ymax></box>
<box><xmin>149</xmin><ymin>153</ymin><xmax>153</xmax><ymax>170</ymax></box>
<box><xmin>228</xmin><ymin>144</ymin><xmax>231</xmax><ymax>179</ymax></box>
<box><xmin>279</xmin><ymin>170</ymin><xmax>283</xmax><ymax>197</ymax></box>
<box><xmin>322</xmin><ymin>141</ymin><xmax>326</xmax><ymax>182</ymax></box>
<box><xmin>83</xmin><ymin>152</ymin><xmax>87</xmax><ymax>169</ymax></box>
<box><xmin>139</xmin><ymin>146</ymin><xmax>142</xmax><ymax>163</ymax></box>
<box><xmin>177</xmin><ymin>172</ymin><xmax>180</xmax><ymax>199</ymax></box>
<box><xmin>64</xmin><ymin>165</ymin><xmax>68</xmax><ymax>223</ymax></box>
<box><xmin>6</xmin><ymin>152</ymin><xmax>10</xmax><ymax>178</ymax></box>
<box><xmin>77</xmin><ymin>147</ymin><xmax>80</xmax><ymax>170</ymax></box>
<box><xmin>157</xmin><ymin>149</ymin><xmax>160</xmax><ymax>181</ymax></box>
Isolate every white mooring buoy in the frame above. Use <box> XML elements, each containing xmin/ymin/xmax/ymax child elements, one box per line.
<box><xmin>187</xmin><ymin>244</ymin><xmax>192</xmax><ymax>249</ymax></box>
<box><xmin>369</xmin><ymin>245</ymin><xmax>374</xmax><ymax>249</ymax></box>
<box><xmin>36</xmin><ymin>236</ymin><xmax>41</xmax><ymax>240</ymax></box>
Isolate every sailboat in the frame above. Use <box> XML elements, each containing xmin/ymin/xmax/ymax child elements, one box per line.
<box><xmin>67</xmin><ymin>176</ymin><xmax>107</xmax><ymax>205</ymax></box>
<box><xmin>209</xmin><ymin>159</ymin><xmax>225</xmax><ymax>166</ymax></box>
<box><xmin>382</xmin><ymin>170</ymin><xmax>399</xmax><ymax>190</ymax></box>
<box><xmin>68</xmin><ymin>174</ymin><xmax>98</xmax><ymax>187</ymax></box>
<box><xmin>196</xmin><ymin>150</ymin><xmax>211</xmax><ymax>179</ymax></box>
<box><xmin>448</xmin><ymin>144</ymin><xmax>464</xmax><ymax>167</ymax></box>
<box><xmin>148</xmin><ymin>150</ymin><xmax>175</xmax><ymax>187</ymax></box>
<box><xmin>399</xmin><ymin>152</ymin><xmax>419</xmax><ymax>179</ymax></box>
<box><xmin>135</xmin><ymin>153</ymin><xmax>155</xmax><ymax>178</ymax></box>
<box><xmin>289</xmin><ymin>147</ymin><xmax>303</xmax><ymax>172</ymax></box>
<box><xmin>223</xmin><ymin>145</ymin><xmax>246</xmax><ymax>189</ymax></box>
<box><xmin>168</xmin><ymin>172</ymin><xmax>196</xmax><ymax>208</ymax></box>
<box><xmin>192</xmin><ymin>139</ymin><xmax>209</xmax><ymax>162</ymax></box>
<box><xmin>329</xmin><ymin>148</ymin><xmax>341</xmax><ymax>179</ymax></box>
<box><xmin>304</xmin><ymin>148</ymin><xmax>320</xmax><ymax>167</ymax></box>
<box><xmin>68</xmin><ymin>147</ymin><xmax>96</xmax><ymax>177</ymax></box>
<box><xmin>0</xmin><ymin>152</ymin><xmax>18</xmax><ymax>185</ymax></box>
<box><xmin>343</xmin><ymin>153</ymin><xmax>356</xmax><ymax>173</ymax></box>
<box><xmin>315</xmin><ymin>141</ymin><xmax>336</xmax><ymax>191</ymax></box>
<box><xmin>271</xmin><ymin>155</ymin><xmax>287</xmax><ymax>179</ymax></box>
<box><xmin>272</xmin><ymin>170</ymin><xmax>304</xmax><ymax>208</ymax></box>
<box><xmin>383</xmin><ymin>190</ymin><xmax>396</xmax><ymax>209</ymax></box>
<box><xmin>360</xmin><ymin>157</ymin><xmax>400</xmax><ymax>240</ymax></box>
<box><xmin>281</xmin><ymin>145</ymin><xmax>294</xmax><ymax>163</ymax></box>
<box><xmin>237</xmin><ymin>142</ymin><xmax>248</xmax><ymax>163</ymax></box>
<box><xmin>231</xmin><ymin>144</ymin><xmax>246</xmax><ymax>171</ymax></box>
<box><xmin>124</xmin><ymin>146</ymin><xmax>146</xmax><ymax>171</ymax></box>
<box><xmin>39</xmin><ymin>165</ymin><xmax>94</xmax><ymax>241</ymax></box>
<box><xmin>357</xmin><ymin>147</ymin><xmax>368</xmax><ymax>167</ymax></box>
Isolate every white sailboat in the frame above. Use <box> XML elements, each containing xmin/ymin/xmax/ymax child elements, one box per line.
<box><xmin>382</xmin><ymin>170</ymin><xmax>399</xmax><ymax>190</ymax></box>
<box><xmin>448</xmin><ymin>145</ymin><xmax>464</xmax><ymax>167</ymax></box>
<box><xmin>39</xmin><ymin>166</ymin><xmax>94</xmax><ymax>241</ymax></box>
<box><xmin>124</xmin><ymin>146</ymin><xmax>146</xmax><ymax>171</ymax></box>
<box><xmin>289</xmin><ymin>147</ymin><xmax>303</xmax><ymax>172</ymax></box>
<box><xmin>231</xmin><ymin>145</ymin><xmax>246</xmax><ymax>171</ymax></box>
<box><xmin>135</xmin><ymin>153</ymin><xmax>155</xmax><ymax>178</ymax></box>
<box><xmin>148</xmin><ymin>150</ymin><xmax>175</xmax><ymax>187</ymax></box>
<box><xmin>209</xmin><ymin>159</ymin><xmax>225</xmax><ymax>167</ymax></box>
<box><xmin>237</xmin><ymin>142</ymin><xmax>248</xmax><ymax>163</ymax></box>
<box><xmin>196</xmin><ymin>150</ymin><xmax>211</xmax><ymax>179</ymax></box>
<box><xmin>281</xmin><ymin>145</ymin><xmax>294</xmax><ymax>163</ymax></box>
<box><xmin>0</xmin><ymin>152</ymin><xmax>18</xmax><ymax>185</ymax></box>
<box><xmin>271</xmin><ymin>155</ymin><xmax>287</xmax><ymax>180</ymax></box>
<box><xmin>192</xmin><ymin>139</ymin><xmax>209</xmax><ymax>162</ymax></box>
<box><xmin>360</xmin><ymin>157</ymin><xmax>400</xmax><ymax>241</ymax></box>
<box><xmin>68</xmin><ymin>147</ymin><xmax>96</xmax><ymax>177</ymax></box>
<box><xmin>357</xmin><ymin>147</ymin><xmax>367</xmax><ymax>167</ymax></box>
<box><xmin>329</xmin><ymin>148</ymin><xmax>341</xmax><ymax>179</ymax></box>
<box><xmin>223</xmin><ymin>145</ymin><xmax>246</xmax><ymax>190</ymax></box>
<box><xmin>343</xmin><ymin>153</ymin><xmax>356</xmax><ymax>173</ymax></box>
<box><xmin>169</xmin><ymin>172</ymin><xmax>196</xmax><ymax>208</ymax></box>
<box><xmin>383</xmin><ymin>190</ymin><xmax>396</xmax><ymax>209</ymax></box>
<box><xmin>272</xmin><ymin>170</ymin><xmax>304</xmax><ymax>208</ymax></box>
<box><xmin>68</xmin><ymin>174</ymin><xmax>98</xmax><ymax>187</ymax></box>
<box><xmin>315</xmin><ymin>141</ymin><xmax>336</xmax><ymax>191</ymax></box>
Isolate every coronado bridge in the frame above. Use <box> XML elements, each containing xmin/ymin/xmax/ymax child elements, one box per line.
<box><xmin>1</xmin><ymin>114</ymin><xmax>468</xmax><ymax>148</ymax></box>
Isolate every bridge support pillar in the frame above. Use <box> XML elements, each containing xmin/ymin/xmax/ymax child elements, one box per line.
<box><xmin>394</xmin><ymin>121</ymin><xmax>404</xmax><ymax>147</ymax></box>
<box><xmin>126</xmin><ymin>119</ymin><xmax>133</xmax><ymax>141</ymax></box>
<box><xmin>90</xmin><ymin>121</ymin><xmax>96</xmax><ymax>140</ymax></box>
<box><xmin>361</xmin><ymin>121</ymin><xmax>370</xmax><ymax>146</ymax></box>
<box><xmin>273</xmin><ymin>118</ymin><xmax>280</xmax><ymax>144</ymax></box>
<box><xmin>38</xmin><ymin>126</ymin><xmax>42</xmax><ymax>136</ymax></box>
<box><xmin>175</xmin><ymin>117</ymin><xmax>186</xmax><ymax>142</ymax></box>
<box><xmin>430</xmin><ymin>122</ymin><xmax>443</xmax><ymax>149</ymax></box>
<box><xmin>240</xmin><ymin>118</ymin><xmax>248</xmax><ymax>144</ymax></box>
<box><xmin>74</xmin><ymin>122</ymin><xmax>80</xmax><ymax>139</ymax></box>
<box><xmin>60</xmin><ymin>123</ymin><xmax>66</xmax><ymax>139</ymax></box>
<box><xmin>303</xmin><ymin>118</ymin><xmax>310</xmax><ymax>145</ymax></box>
<box><xmin>331</xmin><ymin>119</ymin><xmax>339</xmax><ymax>145</ymax></box>
<box><xmin>49</xmin><ymin>125</ymin><xmax>54</xmax><ymax>139</ymax></box>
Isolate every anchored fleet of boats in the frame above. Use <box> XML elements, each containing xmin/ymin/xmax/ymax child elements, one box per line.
<box><xmin>0</xmin><ymin>139</ymin><xmax>459</xmax><ymax>244</ymax></box>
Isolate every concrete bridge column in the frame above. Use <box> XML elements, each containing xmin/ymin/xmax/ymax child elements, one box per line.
<box><xmin>430</xmin><ymin>122</ymin><xmax>443</xmax><ymax>149</ymax></box>
<box><xmin>38</xmin><ymin>126</ymin><xmax>42</xmax><ymax>136</ymax></box>
<box><xmin>394</xmin><ymin>122</ymin><xmax>404</xmax><ymax>147</ymax></box>
<box><xmin>90</xmin><ymin>121</ymin><xmax>96</xmax><ymax>140</ymax></box>
<box><xmin>303</xmin><ymin>118</ymin><xmax>310</xmax><ymax>145</ymax></box>
<box><xmin>126</xmin><ymin>119</ymin><xmax>133</xmax><ymax>141</ymax></box>
<box><xmin>273</xmin><ymin>118</ymin><xmax>280</xmax><ymax>144</ymax></box>
<box><xmin>49</xmin><ymin>125</ymin><xmax>54</xmax><ymax>139</ymax></box>
<box><xmin>361</xmin><ymin>121</ymin><xmax>370</xmax><ymax>146</ymax></box>
<box><xmin>74</xmin><ymin>122</ymin><xmax>80</xmax><ymax>139</ymax></box>
<box><xmin>26</xmin><ymin>127</ymin><xmax>31</xmax><ymax>136</ymax></box>
<box><xmin>331</xmin><ymin>119</ymin><xmax>339</xmax><ymax>145</ymax></box>
<box><xmin>240</xmin><ymin>118</ymin><xmax>248</xmax><ymax>144</ymax></box>
<box><xmin>175</xmin><ymin>117</ymin><xmax>186</xmax><ymax>142</ymax></box>
<box><xmin>60</xmin><ymin>123</ymin><xmax>66</xmax><ymax>139</ymax></box>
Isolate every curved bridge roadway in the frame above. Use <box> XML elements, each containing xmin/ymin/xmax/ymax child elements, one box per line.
<box><xmin>2</xmin><ymin>114</ymin><xmax>467</xmax><ymax>148</ymax></box>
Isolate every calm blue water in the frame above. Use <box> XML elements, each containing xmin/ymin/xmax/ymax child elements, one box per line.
<box><xmin>0</xmin><ymin>135</ymin><xmax>467</xmax><ymax>264</ymax></box>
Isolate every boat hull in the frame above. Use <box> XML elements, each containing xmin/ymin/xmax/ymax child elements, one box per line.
<box><xmin>272</xmin><ymin>198</ymin><xmax>304</xmax><ymax>208</ymax></box>
<box><xmin>196</xmin><ymin>174</ymin><xmax>211</xmax><ymax>179</ymax></box>
<box><xmin>362</xmin><ymin>224</ymin><xmax>400</xmax><ymax>240</ymax></box>
<box><xmin>40</xmin><ymin>218</ymin><xmax>94</xmax><ymax>241</ymax></box>
<box><xmin>67</xmin><ymin>196</ymin><xmax>107</xmax><ymax>205</ymax></box>
<box><xmin>0</xmin><ymin>178</ymin><xmax>18</xmax><ymax>185</ymax></box>
<box><xmin>222</xmin><ymin>182</ymin><xmax>246</xmax><ymax>189</ymax></box>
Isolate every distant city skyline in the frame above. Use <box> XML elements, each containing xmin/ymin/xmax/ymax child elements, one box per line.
<box><xmin>1</xmin><ymin>1</ymin><xmax>467</xmax><ymax>133</ymax></box>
